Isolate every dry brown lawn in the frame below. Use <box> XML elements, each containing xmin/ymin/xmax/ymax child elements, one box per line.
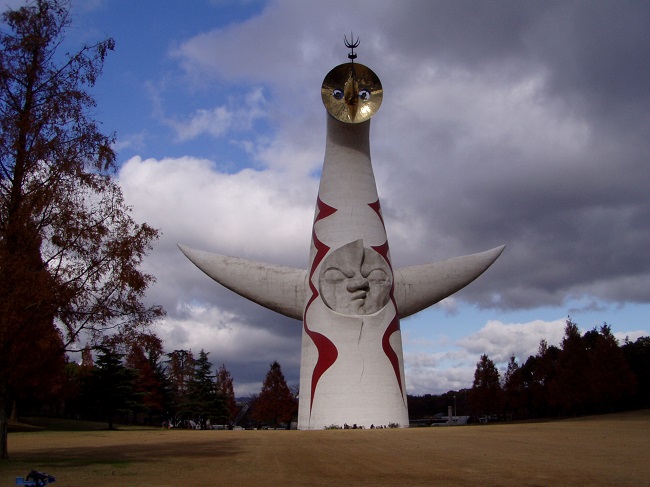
<box><xmin>1</xmin><ymin>410</ymin><xmax>649</xmax><ymax>486</ymax></box>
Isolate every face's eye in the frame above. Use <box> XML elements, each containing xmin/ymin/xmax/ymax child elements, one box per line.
<box><xmin>333</xmin><ymin>89</ymin><xmax>343</xmax><ymax>100</ymax></box>
<box><xmin>359</xmin><ymin>89</ymin><xmax>370</xmax><ymax>101</ymax></box>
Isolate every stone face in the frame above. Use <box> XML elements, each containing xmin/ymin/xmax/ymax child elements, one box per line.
<box><xmin>179</xmin><ymin>59</ymin><xmax>504</xmax><ymax>431</ymax></box>
<box><xmin>319</xmin><ymin>239</ymin><xmax>392</xmax><ymax>316</ymax></box>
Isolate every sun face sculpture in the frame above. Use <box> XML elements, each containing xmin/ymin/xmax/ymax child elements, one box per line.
<box><xmin>319</xmin><ymin>239</ymin><xmax>393</xmax><ymax>315</ymax></box>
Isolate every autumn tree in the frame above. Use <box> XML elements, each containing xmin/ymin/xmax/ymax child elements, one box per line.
<box><xmin>165</xmin><ymin>349</ymin><xmax>195</xmax><ymax>420</ymax></box>
<box><xmin>469</xmin><ymin>354</ymin><xmax>502</xmax><ymax>417</ymax></box>
<box><xmin>583</xmin><ymin>324</ymin><xmax>636</xmax><ymax>412</ymax></box>
<box><xmin>0</xmin><ymin>0</ymin><xmax>162</xmax><ymax>458</ymax></box>
<box><xmin>125</xmin><ymin>337</ymin><xmax>165</xmax><ymax>424</ymax></box>
<box><xmin>215</xmin><ymin>363</ymin><xmax>237</xmax><ymax>424</ymax></box>
<box><xmin>252</xmin><ymin>361</ymin><xmax>296</xmax><ymax>428</ymax></box>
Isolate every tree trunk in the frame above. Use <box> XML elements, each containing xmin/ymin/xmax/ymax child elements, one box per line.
<box><xmin>9</xmin><ymin>400</ymin><xmax>17</xmax><ymax>422</ymax></box>
<box><xmin>0</xmin><ymin>391</ymin><xmax>8</xmax><ymax>459</ymax></box>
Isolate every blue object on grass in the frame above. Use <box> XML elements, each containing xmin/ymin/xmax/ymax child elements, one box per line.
<box><xmin>15</xmin><ymin>470</ymin><xmax>56</xmax><ymax>486</ymax></box>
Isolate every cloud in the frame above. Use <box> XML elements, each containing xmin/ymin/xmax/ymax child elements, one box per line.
<box><xmin>168</xmin><ymin>0</ymin><xmax>650</xmax><ymax>312</ymax></box>
<box><xmin>165</xmin><ymin>88</ymin><xmax>267</xmax><ymax>142</ymax></box>
<box><xmin>404</xmin><ymin>316</ymin><xmax>649</xmax><ymax>395</ymax></box>
<box><xmin>111</xmin><ymin>0</ymin><xmax>650</xmax><ymax>394</ymax></box>
<box><xmin>458</xmin><ymin>319</ymin><xmax>566</xmax><ymax>364</ymax></box>
<box><xmin>403</xmin><ymin>318</ymin><xmax>565</xmax><ymax>395</ymax></box>
<box><xmin>117</xmin><ymin>155</ymin><xmax>316</xmax><ymax>393</ymax></box>
<box><xmin>156</xmin><ymin>301</ymin><xmax>300</xmax><ymax>396</ymax></box>
<box><xmin>118</xmin><ymin>155</ymin><xmax>315</xmax><ymax>262</ymax></box>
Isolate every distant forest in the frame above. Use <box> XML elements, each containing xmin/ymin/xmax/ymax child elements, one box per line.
<box><xmin>409</xmin><ymin>319</ymin><xmax>649</xmax><ymax>422</ymax></box>
<box><xmin>12</xmin><ymin>319</ymin><xmax>649</xmax><ymax>428</ymax></box>
<box><xmin>11</xmin><ymin>337</ymin><xmax>296</xmax><ymax>430</ymax></box>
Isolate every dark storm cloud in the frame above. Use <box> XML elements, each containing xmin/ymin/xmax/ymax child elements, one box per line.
<box><xmin>160</xmin><ymin>0</ymin><xmax>650</xmax><ymax>313</ymax></box>
<box><xmin>364</xmin><ymin>0</ymin><xmax>650</xmax><ymax>310</ymax></box>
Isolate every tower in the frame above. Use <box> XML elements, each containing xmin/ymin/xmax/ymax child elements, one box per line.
<box><xmin>179</xmin><ymin>39</ymin><xmax>504</xmax><ymax>429</ymax></box>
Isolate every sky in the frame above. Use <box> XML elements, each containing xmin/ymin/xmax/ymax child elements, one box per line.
<box><xmin>5</xmin><ymin>0</ymin><xmax>649</xmax><ymax>396</ymax></box>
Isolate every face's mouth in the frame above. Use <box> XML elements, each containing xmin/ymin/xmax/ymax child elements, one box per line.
<box><xmin>349</xmin><ymin>291</ymin><xmax>367</xmax><ymax>302</ymax></box>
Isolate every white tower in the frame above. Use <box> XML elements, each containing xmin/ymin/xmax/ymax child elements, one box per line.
<box><xmin>179</xmin><ymin>40</ymin><xmax>504</xmax><ymax>429</ymax></box>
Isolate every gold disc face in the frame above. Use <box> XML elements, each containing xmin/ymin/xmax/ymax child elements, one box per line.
<box><xmin>321</xmin><ymin>63</ymin><xmax>383</xmax><ymax>123</ymax></box>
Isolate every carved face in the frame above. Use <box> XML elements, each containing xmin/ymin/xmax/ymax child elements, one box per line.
<box><xmin>321</xmin><ymin>62</ymin><xmax>383</xmax><ymax>123</ymax></box>
<box><xmin>319</xmin><ymin>239</ymin><xmax>392</xmax><ymax>315</ymax></box>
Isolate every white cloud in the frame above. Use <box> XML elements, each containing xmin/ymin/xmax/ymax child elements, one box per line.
<box><xmin>118</xmin><ymin>155</ymin><xmax>315</xmax><ymax>264</ymax></box>
<box><xmin>458</xmin><ymin>318</ymin><xmax>566</xmax><ymax>364</ymax></box>
<box><xmin>403</xmin><ymin>318</ymin><xmax>567</xmax><ymax>395</ymax></box>
<box><xmin>161</xmin><ymin>301</ymin><xmax>288</xmax><ymax>357</ymax></box>
<box><xmin>163</xmin><ymin>88</ymin><xmax>267</xmax><ymax>141</ymax></box>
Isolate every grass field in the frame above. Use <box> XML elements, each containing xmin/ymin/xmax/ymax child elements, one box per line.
<box><xmin>1</xmin><ymin>410</ymin><xmax>649</xmax><ymax>486</ymax></box>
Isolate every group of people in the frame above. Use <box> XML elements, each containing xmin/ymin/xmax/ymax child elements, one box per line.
<box><xmin>342</xmin><ymin>423</ymin><xmax>392</xmax><ymax>429</ymax></box>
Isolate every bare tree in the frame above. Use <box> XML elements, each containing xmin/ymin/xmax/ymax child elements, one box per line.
<box><xmin>0</xmin><ymin>0</ymin><xmax>162</xmax><ymax>458</ymax></box>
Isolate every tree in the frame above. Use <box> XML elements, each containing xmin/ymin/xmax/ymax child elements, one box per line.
<box><xmin>165</xmin><ymin>349</ymin><xmax>194</xmax><ymax>421</ymax></box>
<box><xmin>502</xmin><ymin>355</ymin><xmax>524</xmax><ymax>420</ymax></box>
<box><xmin>215</xmin><ymin>363</ymin><xmax>237</xmax><ymax>424</ymax></box>
<box><xmin>0</xmin><ymin>0</ymin><xmax>162</xmax><ymax>458</ymax></box>
<box><xmin>88</xmin><ymin>347</ymin><xmax>134</xmax><ymax>430</ymax></box>
<box><xmin>125</xmin><ymin>340</ymin><xmax>165</xmax><ymax>424</ymax></box>
<box><xmin>531</xmin><ymin>339</ymin><xmax>560</xmax><ymax>417</ymax></box>
<box><xmin>252</xmin><ymin>361</ymin><xmax>296</xmax><ymax>428</ymax></box>
<box><xmin>185</xmin><ymin>350</ymin><xmax>228</xmax><ymax>427</ymax></box>
<box><xmin>469</xmin><ymin>354</ymin><xmax>502</xmax><ymax>417</ymax></box>
<box><xmin>551</xmin><ymin>318</ymin><xmax>590</xmax><ymax>415</ymax></box>
<box><xmin>583</xmin><ymin>324</ymin><xmax>636</xmax><ymax>412</ymax></box>
<box><xmin>622</xmin><ymin>336</ymin><xmax>650</xmax><ymax>408</ymax></box>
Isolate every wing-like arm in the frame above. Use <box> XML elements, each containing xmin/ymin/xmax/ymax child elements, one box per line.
<box><xmin>178</xmin><ymin>245</ymin><xmax>308</xmax><ymax>321</ymax></box>
<box><xmin>394</xmin><ymin>245</ymin><xmax>505</xmax><ymax>319</ymax></box>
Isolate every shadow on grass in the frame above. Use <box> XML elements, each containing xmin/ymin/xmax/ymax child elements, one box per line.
<box><xmin>12</xmin><ymin>437</ymin><xmax>244</xmax><ymax>468</ymax></box>
<box><xmin>11</xmin><ymin>417</ymin><xmax>160</xmax><ymax>432</ymax></box>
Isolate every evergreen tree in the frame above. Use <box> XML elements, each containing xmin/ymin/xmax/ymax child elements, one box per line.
<box><xmin>622</xmin><ymin>336</ymin><xmax>650</xmax><ymax>408</ymax></box>
<box><xmin>531</xmin><ymin>340</ymin><xmax>560</xmax><ymax>417</ymax></box>
<box><xmin>185</xmin><ymin>350</ymin><xmax>228</xmax><ymax>427</ymax></box>
<box><xmin>551</xmin><ymin>318</ymin><xmax>590</xmax><ymax>415</ymax></box>
<box><xmin>469</xmin><ymin>354</ymin><xmax>501</xmax><ymax>417</ymax></box>
<box><xmin>503</xmin><ymin>355</ymin><xmax>524</xmax><ymax>420</ymax></box>
<box><xmin>165</xmin><ymin>349</ymin><xmax>194</xmax><ymax>421</ymax></box>
<box><xmin>252</xmin><ymin>361</ymin><xmax>296</xmax><ymax>428</ymax></box>
<box><xmin>89</xmin><ymin>347</ymin><xmax>134</xmax><ymax>429</ymax></box>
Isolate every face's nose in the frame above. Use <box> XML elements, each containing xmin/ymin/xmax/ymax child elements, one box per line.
<box><xmin>344</xmin><ymin>73</ymin><xmax>359</xmax><ymax>121</ymax></box>
<box><xmin>347</xmin><ymin>277</ymin><xmax>369</xmax><ymax>293</ymax></box>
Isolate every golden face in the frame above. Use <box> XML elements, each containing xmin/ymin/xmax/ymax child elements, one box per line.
<box><xmin>321</xmin><ymin>63</ymin><xmax>383</xmax><ymax>123</ymax></box>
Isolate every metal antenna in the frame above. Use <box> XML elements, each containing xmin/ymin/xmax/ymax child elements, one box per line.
<box><xmin>344</xmin><ymin>32</ymin><xmax>360</xmax><ymax>61</ymax></box>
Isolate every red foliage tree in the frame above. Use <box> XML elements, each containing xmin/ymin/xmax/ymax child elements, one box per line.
<box><xmin>126</xmin><ymin>341</ymin><xmax>165</xmax><ymax>422</ymax></box>
<box><xmin>215</xmin><ymin>364</ymin><xmax>237</xmax><ymax>423</ymax></box>
<box><xmin>0</xmin><ymin>0</ymin><xmax>162</xmax><ymax>458</ymax></box>
<box><xmin>252</xmin><ymin>361</ymin><xmax>296</xmax><ymax>428</ymax></box>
